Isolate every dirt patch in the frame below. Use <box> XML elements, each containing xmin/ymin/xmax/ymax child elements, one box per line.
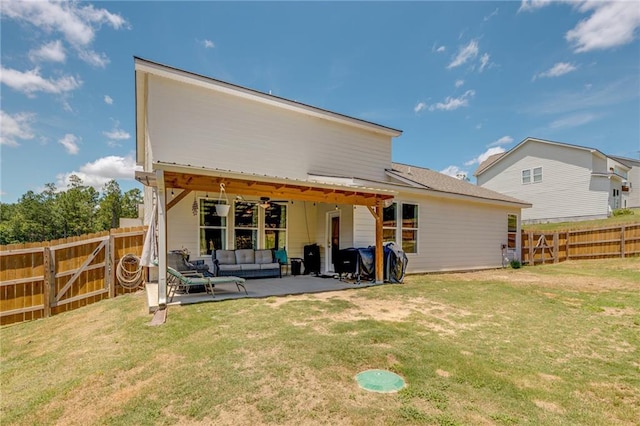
<box><xmin>533</xmin><ymin>399</ymin><xmax>565</xmax><ymax>414</ymax></box>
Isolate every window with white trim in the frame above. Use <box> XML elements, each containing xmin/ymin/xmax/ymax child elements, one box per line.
<box><xmin>234</xmin><ymin>201</ymin><xmax>258</xmax><ymax>249</ymax></box>
<box><xmin>382</xmin><ymin>202</ymin><xmax>419</xmax><ymax>253</ymax></box>
<box><xmin>263</xmin><ymin>203</ymin><xmax>287</xmax><ymax>250</ymax></box>
<box><xmin>401</xmin><ymin>203</ymin><xmax>419</xmax><ymax>253</ymax></box>
<box><xmin>533</xmin><ymin>167</ymin><xmax>543</xmax><ymax>183</ymax></box>
<box><xmin>522</xmin><ymin>167</ymin><xmax>542</xmax><ymax>184</ymax></box>
<box><xmin>507</xmin><ymin>214</ymin><xmax>517</xmax><ymax>249</ymax></box>
<box><xmin>199</xmin><ymin>199</ymin><xmax>227</xmax><ymax>256</ymax></box>
<box><xmin>382</xmin><ymin>202</ymin><xmax>397</xmax><ymax>243</ymax></box>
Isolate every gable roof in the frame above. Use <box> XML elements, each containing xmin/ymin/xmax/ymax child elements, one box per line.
<box><xmin>473</xmin><ymin>137</ymin><xmax>610</xmax><ymax>177</ymax></box>
<box><xmin>387</xmin><ymin>162</ymin><xmax>531</xmax><ymax>207</ymax></box>
<box><xmin>610</xmin><ymin>155</ymin><xmax>640</xmax><ymax>168</ymax></box>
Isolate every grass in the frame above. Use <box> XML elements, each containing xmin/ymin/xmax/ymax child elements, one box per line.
<box><xmin>1</xmin><ymin>259</ymin><xmax>639</xmax><ymax>425</ymax></box>
<box><xmin>523</xmin><ymin>208</ymin><xmax>640</xmax><ymax>232</ymax></box>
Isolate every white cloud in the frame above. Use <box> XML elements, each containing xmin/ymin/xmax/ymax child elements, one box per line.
<box><xmin>484</xmin><ymin>8</ymin><xmax>499</xmax><ymax>22</ymax></box>
<box><xmin>518</xmin><ymin>0</ymin><xmax>554</xmax><ymax>13</ymax></box>
<box><xmin>487</xmin><ymin>136</ymin><xmax>514</xmax><ymax>147</ymax></box>
<box><xmin>479</xmin><ymin>53</ymin><xmax>490</xmax><ymax>72</ymax></box>
<box><xmin>534</xmin><ymin>62</ymin><xmax>578</xmax><ymax>80</ymax></box>
<box><xmin>58</xmin><ymin>133</ymin><xmax>80</xmax><ymax>155</ymax></box>
<box><xmin>200</xmin><ymin>39</ymin><xmax>215</xmax><ymax>48</ymax></box>
<box><xmin>440</xmin><ymin>165</ymin><xmax>468</xmax><ymax>179</ymax></box>
<box><xmin>77</xmin><ymin>49</ymin><xmax>109</xmax><ymax>68</ymax></box>
<box><xmin>28</xmin><ymin>40</ymin><xmax>66</xmax><ymax>63</ymax></box>
<box><xmin>2</xmin><ymin>0</ymin><xmax>128</xmax><ymax>66</ymax></box>
<box><xmin>0</xmin><ymin>110</ymin><xmax>36</xmax><ymax>147</ymax></box>
<box><xmin>428</xmin><ymin>90</ymin><xmax>476</xmax><ymax>112</ymax></box>
<box><xmin>104</xmin><ymin>95</ymin><xmax>113</xmax><ymax>105</ymax></box>
<box><xmin>0</xmin><ymin>66</ymin><xmax>81</xmax><ymax>96</ymax></box>
<box><xmin>549</xmin><ymin>112</ymin><xmax>599</xmax><ymax>129</ymax></box>
<box><xmin>414</xmin><ymin>102</ymin><xmax>427</xmax><ymax>113</ymax></box>
<box><xmin>464</xmin><ymin>146</ymin><xmax>506</xmax><ymax>167</ymax></box>
<box><xmin>447</xmin><ymin>39</ymin><xmax>479</xmax><ymax>69</ymax></box>
<box><xmin>519</xmin><ymin>1</ymin><xmax>640</xmax><ymax>52</ymax></box>
<box><xmin>455</xmin><ymin>79</ymin><xmax>464</xmax><ymax>88</ymax></box>
<box><xmin>436</xmin><ymin>45</ymin><xmax>445</xmax><ymax>53</ymax></box>
<box><xmin>56</xmin><ymin>155</ymin><xmax>142</xmax><ymax>191</ymax></box>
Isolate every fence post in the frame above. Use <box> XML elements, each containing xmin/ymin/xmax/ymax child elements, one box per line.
<box><xmin>553</xmin><ymin>232</ymin><xmax>559</xmax><ymax>263</ymax></box>
<box><xmin>109</xmin><ymin>233</ymin><xmax>116</xmax><ymax>298</ymax></box>
<box><xmin>620</xmin><ymin>225</ymin><xmax>626</xmax><ymax>258</ymax></box>
<box><xmin>43</xmin><ymin>246</ymin><xmax>51</xmax><ymax>318</ymax></box>
<box><xmin>528</xmin><ymin>232</ymin><xmax>534</xmax><ymax>265</ymax></box>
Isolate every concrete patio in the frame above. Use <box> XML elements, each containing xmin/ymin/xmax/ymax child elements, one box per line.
<box><xmin>146</xmin><ymin>274</ymin><xmax>391</xmax><ymax>311</ymax></box>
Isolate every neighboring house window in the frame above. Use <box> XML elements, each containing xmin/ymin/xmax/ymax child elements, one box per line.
<box><xmin>199</xmin><ymin>199</ymin><xmax>227</xmax><ymax>256</ymax></box>
<box><xmin>264</xmin><ymin>203</ymin><xmax>287</xmax><ymax>250</ymax></box>
<box><xmin>533</xmin><ymin>167</ymin><xmax>543</xmax><ymax>183</ymax></box>
<box><xmin>383</xmin><ymin>203</ymin><xmax>397</xmax><ymax>243</ymax></box>
<box><xmin>402</xmin><ymin>203</ymin><xmax>419</xmax><ymax>254</ymax></box>
<box><xmin>507</xmin><ymin>214</ymin><xmax>517</xmax><ymax>249</ymax></box>
<box><xmin>522</xmin><ymin>167</ymin><xmax>542</xmax><ymax>184</ymax></box>
<box><xmin>234</xmin><ymin>202</ymin><xmax>258</xmax><ymax>249</ymax></box>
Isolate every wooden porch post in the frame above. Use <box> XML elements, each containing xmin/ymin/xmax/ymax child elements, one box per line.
<box><xmin>156</xmin><ymin>171</ymin><xmax>167</xmax><ymax>308</ymax></box>
<box><xmin>375</xmin><ymin>199</ymin><xmax>384</xmax><ymax>284</ymax></box>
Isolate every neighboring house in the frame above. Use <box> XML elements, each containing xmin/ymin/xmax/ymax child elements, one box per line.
<box><xmin>475</xmin><ymin>137</ymin><xmax>635</xmax><ymax>224</ymax></box>
<box><xmin>610</xmin><ymin>155</ymin><xmax>640</xmax><ymax>209</ymax></box>
<box><xmin>133</xmin><ymin>57</ymin><xmax>530</xmax><ymax>307</ymax></box>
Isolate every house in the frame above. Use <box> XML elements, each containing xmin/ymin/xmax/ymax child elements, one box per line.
<box><xmin>475</xmin><ymin>137</ymin><xmax>636</xmax><ymax>224</ymax></box>
<box><xmin>133</xmin><ymin>57</ymin><xmax>530</xmax><ymax>308</ymax></box>
<box><xmin>610</xmin><ymin>155</ymin><xmax>640</xmax><ymax>209</ymax></box>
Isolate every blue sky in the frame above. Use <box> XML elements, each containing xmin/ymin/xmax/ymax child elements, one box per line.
<box><xmin>1</xmin><ymin>0</ymin><xmax>639</xmax><ymax>203</ymax></box>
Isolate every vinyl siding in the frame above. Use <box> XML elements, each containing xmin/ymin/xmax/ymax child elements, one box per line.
<box><xmin>478</xmin><ymin>142</ymin><xmax>610</xmax><ymax>222</ymax></box>
<box><xmin>147</xmin><ymin>76</ymin><xmax>392</xmax><ymax>181</ymax></box>
<box><xmin>350</xmin><ymin>194</ymin><xmax>520</xmax><ymax>273</ymax></box>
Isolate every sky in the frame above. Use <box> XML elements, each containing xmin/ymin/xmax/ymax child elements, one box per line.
<box><xmin>1</xmin><ymin>0</ymin><xmax>639</xmax><ymax>204</ymax></box>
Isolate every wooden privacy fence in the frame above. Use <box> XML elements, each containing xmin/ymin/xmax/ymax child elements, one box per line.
<box><xmin>0</xmin><ymin>226</ymin><xmax>146</xmax><ymax>326</ymax></box>
<box><xmin>521</xmin><ymin>224</ymin><xmax>640</xmax><ymax>265</ymax></box>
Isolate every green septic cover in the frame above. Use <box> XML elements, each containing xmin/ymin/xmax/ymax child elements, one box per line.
<box><xmin>355</xmin><ymin>369</ymin><xmax>406</xmax><ymax>393</ymax></box>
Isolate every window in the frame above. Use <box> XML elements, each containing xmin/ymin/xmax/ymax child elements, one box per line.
<box><xmin>402</xmin><ymin>203</ymin><xmax>418</xmax><ymax>253</ymax></box>
<box><xmin>522</xmin><ymin>167</ymin><xmax>542</xmax><ymax>184</ymax></box>
<box><xmin>234</xmin><ymin>202</ymin><xmax>258</xmax><ymax>249</ymax></box>
<box><xmin>382</xmin><ymin>202</ymin><xmax>418</xmax><ymax>253</ymax></box>
<box><xmin>533</xmin><ymin>167</ymin><xmax>543</xmax><ymax>183</ymax></box>
<box><xmin>264</xmin><ymin>203</ymin><xmax>287</xmax><ymax>249</ymax></box>
<box><xmin>382</xmin><ymin>202</ymin><xmax>397</xmax><ymax>243</ymax></box>
<box><xmin>507</xmin><ymin>214</ymin><xmax>517</xmax><ymax>249</ymax></box>
<box><xmin>198</xmin><ymin>199</ymin><xmax>227</xmax><ymax>256</ymax></box>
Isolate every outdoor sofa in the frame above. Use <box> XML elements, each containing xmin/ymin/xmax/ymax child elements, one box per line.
<box><xmin>212</xmin><ymin>249</ymin><xmax>281</xmax><ymax>278</ymax></box>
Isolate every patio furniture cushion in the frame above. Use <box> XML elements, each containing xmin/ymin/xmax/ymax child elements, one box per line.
<box><xmin>219</xmin><ymin>264</ymin><xmax>242</xmax><ymax>272</ymax></box>
<box><xmin>216</xmin><ymin>250</ymin><xmax>236</xmax><ymax>265</ymax></box>
<box><xmin>240</xmin><ymin>264</ymin><xmax>261</xmax><ymax>271</ymax></box>
<box><xmin>235</xmin><ymin>249</ymin><xmax>255</xmax><ymax>264</ymax></box>
<box><xmin>260</xmin><ymin>263</ymin><xmax>280</xmax><ymax>270</ymax></box>
<box><xmin>255</xmin><ymin>249</ymin><xmax>273</xmax><ymax>264</ymax></box>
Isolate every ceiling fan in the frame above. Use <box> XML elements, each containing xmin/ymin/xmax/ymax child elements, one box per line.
<box><xmin>258</xmin><ymin>196</ymin><xmax>287</xmax><ymax>208</ymax></box>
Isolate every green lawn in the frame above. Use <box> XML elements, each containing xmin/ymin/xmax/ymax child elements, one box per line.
<box><xmin>2</xmin><ymin>259</ymin><xmax>639</xmax><ymax>425</ymax></box>
<box><xmin>523</xmin><ymin>208</ymin><xmax>640</xmax><ymax>232</ymax></box>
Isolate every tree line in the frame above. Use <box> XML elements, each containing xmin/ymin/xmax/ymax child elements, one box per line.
<box><xmin>0</xmin><ymin>175</ymin><xmax>142</xmax><ymax>245</ymax></box>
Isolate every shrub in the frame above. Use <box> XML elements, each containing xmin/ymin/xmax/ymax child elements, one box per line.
<box><xmin>510</xmin><ymin>259</ymin><xmax>522</xmax><ymax>269</ymax></box>
<box><xmin>612</xmin><ymin>208</ymin><xmax>634</xmax><ymax>217</ymax></box>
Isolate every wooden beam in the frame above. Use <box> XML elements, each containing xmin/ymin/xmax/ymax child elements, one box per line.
<box><xmin>156</xmin><ymin>171</ymin><xmax>167</xmax><ymax>308</ymax></box>
<box><xmin>367</xmin><ymin>201</ymin><xmax>384</xmax><ymax>284</ymax></box>
<box><xmin>166</xmin><ymin>189</ymin><xmax>191</xmax><ymax>211</ymax></box>
<box><xmin>162</xmin><ymin>171</ymin><xmax>392</xmax><ymax>206</ymax></box>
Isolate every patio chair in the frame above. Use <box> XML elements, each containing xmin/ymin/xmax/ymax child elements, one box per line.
<box><xmin>166</xmin><ymin>266</ymin><xmax>247</xmax><ymax>302</ymax></box>
<box><xmin>273</xmin><ymin>248</ymin><xmax>289</xmax><ymax>276</ymax></box>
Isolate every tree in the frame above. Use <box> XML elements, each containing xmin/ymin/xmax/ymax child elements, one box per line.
<box><xmin>122</xmin><ymin>188</ymin><xmax>142</xmax><ymax>219</ymax></box>
<box><xmin>56</xmin><ymin>175</ymin><xmax>99</xmax><ymax>237</ymax></box>
<box><xmin>96</xmin><ymin>180</ymin><xmax>123</xmax><ymax>230</ymax></box>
